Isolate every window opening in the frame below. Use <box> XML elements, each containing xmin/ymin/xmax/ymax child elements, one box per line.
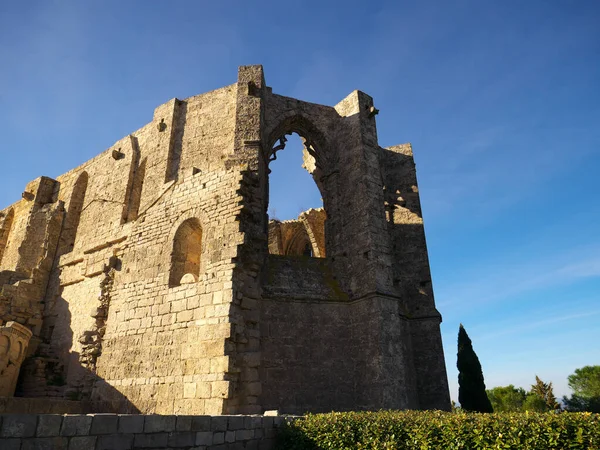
<box><xmin>170</xmin><ymin>218</ymin><xmax>203</xmax><ymax>287</ymax></box>
<box><xmin>267</xmin><ymin>133</ymin><xmax>325</xmax><ymax>257</ymax></box>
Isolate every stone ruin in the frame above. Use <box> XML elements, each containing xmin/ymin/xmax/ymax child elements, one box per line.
<box><xmin>0</xmin><ymin>65</ymin><xmax>450</xmax><ymax>414</ymax></box>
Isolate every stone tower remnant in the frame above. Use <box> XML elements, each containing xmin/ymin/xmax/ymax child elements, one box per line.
<box><xmin>0</xmin><ymin>65</ymin><xmax>450</xmax><ymax>413</ymax></box>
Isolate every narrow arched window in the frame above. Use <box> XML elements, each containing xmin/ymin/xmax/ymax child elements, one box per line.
<box><xmin>59</xmin><ymin>171</ymin><xmax>88</xmax><ymax>254</ymax></box>
<box><xmin>266</xmin><ymin>123</ymin><xmax>328</xmax><ymax>258</ymax></box>
<box><xmin>0</xmin><ymin>208</ymin><xmax>15</xmax><ymax>266</ymax></box>
<box><xmin>169</xmin><ymin>218</ymin><xmax>202</xmax><ymax>287</ymax></box>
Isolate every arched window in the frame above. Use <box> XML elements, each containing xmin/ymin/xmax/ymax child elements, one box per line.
<box><xmin>267</xmin><ymin>130</ymin><xmax>326</xmax><ymax>257</ymax></box>
<box><xmin>0</xmin><ymin>208</ymin><xmax>15</xmax><ymax>266</ymax></box>
<box><xmin>282</xmin><ymin>224</ymin><xmax>313</xmax><ymax>257</ymax></box>
<box><xmin>169</xmin><ymin>218</ymin><xmax>203</xmax><ymax>287</ymax></box>
<box><xmin>59</xmin><ymin>172</ymin><xmax>88</xmax><ymax>254</ymax></box>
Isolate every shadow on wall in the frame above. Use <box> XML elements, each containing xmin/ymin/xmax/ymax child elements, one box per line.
<box><xmin>381</xmin><ymin>149</ymin><xmax>435</xmax><ymax>308</ymax></box>
<box><xmin>14</xmin><ymin>266</ymin><xmax>140</xmax><ymax>414</ymax></box>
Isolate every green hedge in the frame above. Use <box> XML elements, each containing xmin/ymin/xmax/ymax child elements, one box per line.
<box><xmin>275</xmin><ymin>410</ymin><xmax>600</xmax><ymax>449</ymax></box>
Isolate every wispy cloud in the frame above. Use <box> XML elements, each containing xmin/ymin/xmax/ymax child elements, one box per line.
<box><xmin>437</xmin><ymin>245</ymin><xmax>600</xmax><ymax>310</ymax></box>
<box><xmin>477</xmin><ymin>309</ymin><xmax>600</xmax><ymax>342</ymax></box>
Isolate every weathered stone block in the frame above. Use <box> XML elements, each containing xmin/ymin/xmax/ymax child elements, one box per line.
<box><xmin>225</xmin><ymin>430</ymin><xmax>236</xmax><ymax>443</ymax></box>
<box><xmin>60</xmin><ymin>415</ymin><xmax>92</xmax><ymax>436</ymax></box>
<box><xmin>245</xmin><ymin>416</ymin><xmax>262</xmax><ymax>429</ymax></box>
<box><xmin>96</xmin><ymin>433</ymin><xmax>134</xmax><ymax>450</ymax></box>
<box><xmin>22</xmin><ymin>437</ymin><xmax>68</xmax><ymax>450</ymax></box>
<box><xmin>191</xmin><ymin>415</ymin><xmax>211</xmax><ymax>431</ymax></box>
<box><xmin>0</xmin><ymin>438</ymin><xmax>21</xmax><ymax>450</ymax></box>
<box><xmin>209</xmin><ymin>416</ymin><xmax>227</xmax><ymax>432</ymax></box>
<box><xmin>134</xmin><ymin>432</ymin><xmax>168</xmax><ymax>447</ymax></box>
<box><xmin>68</xmin><ymin>436</ymin><xmax>97</xmax><ymax>450</ymax></box>
<box><xmin>175</xmin><ymin>415</ymin><xmax>193</xmax><ymax>431</ymax></box>
<box><xmin>227</xmin><ymin>416</ymin><xmax>245</xmax><ymax>430</ymax></box>
<box><xmin>118</xmin><ymin>415</ymin><xmax>144</xmax><ymax>433</ymax></box>
<box><xmin>236</xmin><ymin>429</ymin><xmax>254</xmax><ymax>440</ymax></box>
<box><xmin>167</xmin><ymin>431</ymin><xmax>195</xmax><ymax>447</ymax></box>
<box><xmin>212</xmin><ymin>431</ymin><xmax>225</xmax><ymax>444</ymax></box>
<box><xmin>1</xmin><ymin>414</ymin><xmax>37</xmax><ymax>437</ymax></box>
<box><xmin>195</xmin><ymin>431</ymin><xmax>213</xmax><ymax>446</ymax></box>
<box><xmin>144</xmin><ymin>415</ymin><xmax>176</xmax><ymax>433</ymax></box>
<box><xmin>36</xmin><ymin>415</ymin><xmax>62</xmax><ymax>437</ymax></box>
<box><xmin>90</xmin><ymin>414</ymin><xmax>118</xmax><ymax>434</ymax></box>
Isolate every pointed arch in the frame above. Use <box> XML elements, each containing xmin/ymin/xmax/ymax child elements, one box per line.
<box><xmin>284</xmin><ymin>225</ymin><xmax>313</xmax><ymax>257</ymax></box>
<box><xmin>59</xmin><ymin>171</ymin><xmax>88</xmax><ymax>254</ymax></box>
<box><xmin>0</xmin><ymin>208</ymin><xmax>15</xmax><ymax>266</ymax></box>
<box><xmin>169</xmin><ymin>217</ymin><xmax>203</xmax><ymax>287</ymax></box>
<box><xmin>265</xmin><ymin>114</ymin><xmax>333</xmax><ymax>179</ymax></box>
<box><xmin>265</xmin><ymin>115</ymin><xmax>333</xmax><ymax>258</ymax></box>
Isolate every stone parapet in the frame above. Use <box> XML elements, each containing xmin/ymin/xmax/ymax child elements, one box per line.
<box><xmin>0</xmin><ymin>413</ymin><xmax>291</xmax><ymax>449</ymax></box>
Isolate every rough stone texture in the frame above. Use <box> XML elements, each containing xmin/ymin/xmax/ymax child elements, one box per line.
<box><xmin>0</xmin><ymin>65</ymin><xmax>449</xmax><ymax>414</ymax></box>
<box><xmin>0</xmin><ymin>413</ymin><xmax>288</xmax><ymax>450</ymax></box>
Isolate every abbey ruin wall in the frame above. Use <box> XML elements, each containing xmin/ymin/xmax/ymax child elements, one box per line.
<box><xmin>0</xmin><ymin>65</ymin><xmax>450</xmax><ymax>415</ymax></box>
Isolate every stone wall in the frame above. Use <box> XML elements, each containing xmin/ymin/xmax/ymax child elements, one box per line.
<box><xmin>0</xmin><ymin>413</ymin><xmax>286</xmax><ymax>449</ymax></box>
<box><xmin>0</xmin><ymin>64</ymin><xmax>450</xmax><ymax>414</ymax></box>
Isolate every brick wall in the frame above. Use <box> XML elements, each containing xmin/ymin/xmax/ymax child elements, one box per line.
<box><xmin>0</xmin><ymin>413</ymin><xmax>288</xmax><ymax>449</ymax></box>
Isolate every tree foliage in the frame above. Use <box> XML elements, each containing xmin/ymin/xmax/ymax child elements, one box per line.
<box><xmin>526</xmin><ymin>375</ymin><xmax>560</xmax><ymax>411</ymax></box>
<box><xmin>563</xmin><ymin>365</ymin><xmax>600</xmax><ymax>412</ymax></box>
<box><xmin>523</xmin><ymin>392</ymin><xmax>550</xmax><ymax>412</ymax></box>
<box><xmin>487</xmin><ymin>385</ymin><xmax>526</xmax><ymax>412</ymax></box>
<box><xmin>487</xmin><ymin>378</ymin><xmax>560</xmax><ymax>413</ymax></box>
<box><xmin>457</xmin><ymin>324</ymin><xmax>493</xmax><ymax>412</ymax></box>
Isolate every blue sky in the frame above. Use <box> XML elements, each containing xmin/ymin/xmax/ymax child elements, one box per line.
<box><xmin>1</xmin><ymin>1</ymin><xmax>599</xmax><ymax>402</ymax></box>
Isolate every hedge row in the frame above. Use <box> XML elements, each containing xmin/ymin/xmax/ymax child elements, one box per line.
<box><xmin>275</xmin><ymin>410</ymin><xmax>599</xmax><ymax>449</ymax></box>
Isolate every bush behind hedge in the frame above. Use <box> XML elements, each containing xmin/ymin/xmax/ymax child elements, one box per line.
<box><xmin>276</xmin><ymin>410</ymin><xmax>599</xmax><ymax>449</ymax></box>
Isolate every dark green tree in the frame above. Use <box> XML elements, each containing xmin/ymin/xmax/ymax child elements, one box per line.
<box><xmin>562</xmin><ymin>365</ymin><xmax>600</xmax><ymax>412</ymax></box>
<box><xmin>486</xmin><ymin>385</ymin><xmax>526</xmax><ymax>412</ymax></box>
<box><xmin>457</xmin><ymin>324</ymin><xmax>493</xmax><ymax>412</ymax></box>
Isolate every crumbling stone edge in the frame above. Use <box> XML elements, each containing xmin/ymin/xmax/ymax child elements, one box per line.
<box><xmin>0</xmin><ymin>412</ymin><xmax>294</xmax><ymax>449</ymax></box>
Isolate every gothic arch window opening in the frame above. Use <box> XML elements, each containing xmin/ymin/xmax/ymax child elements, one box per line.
<box><xmin>266</xmin><ymin>129</ymin><xmax>326</xmax><ymax>258</ymax></box>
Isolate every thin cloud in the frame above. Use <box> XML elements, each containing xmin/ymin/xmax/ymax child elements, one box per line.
<box><xmin>436</xmin><ymin>239</ymin><xmax>600</xmax><ymax>310</ymax></box>
<box><xmin>477</xmin><ymin>309</ymin><xmax>600</xmax><ymax>342</ymax></box>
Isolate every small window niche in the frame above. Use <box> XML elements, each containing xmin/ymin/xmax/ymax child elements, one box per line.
<box><xmin>169</xmin><ymin>218</ymin><xmax>203</xmax><ymax>287</ymax></box>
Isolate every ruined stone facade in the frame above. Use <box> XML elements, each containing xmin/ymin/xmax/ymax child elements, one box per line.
<box><xmin>0</xmin><ymin>65</ymin><xmax>450</xmax><ymax>414</ymax></box>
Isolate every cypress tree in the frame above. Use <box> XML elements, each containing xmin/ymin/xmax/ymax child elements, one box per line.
<box><xmin>529</xmin><ymin>375</ymin><xmax>560</xmax><ymax>411</ymax></box>
<box><xmin>457</xmin><ymin>324</ymin><xmax>493</xmax><ymax>412</ymax></box>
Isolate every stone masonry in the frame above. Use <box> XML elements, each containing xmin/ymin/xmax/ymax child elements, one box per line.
<box><xmin>0</xmin><ymin>65</ymin><xmax>450</xmax><ymax>414</ymax></box>
<box><xmin>0</xmin><ymin>412</ymin><xmax>289</xmax><ymax>450</ymax></box>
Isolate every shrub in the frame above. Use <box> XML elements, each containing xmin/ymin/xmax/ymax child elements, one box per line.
<box><xmin>275</xmin><ymin>410</ymin><xmax>599</xmax><ymax>449</ymax></box>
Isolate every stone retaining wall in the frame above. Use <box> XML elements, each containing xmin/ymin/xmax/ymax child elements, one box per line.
<box><xmin>0</xmin><ymin>397</ymin><xmax>99</xmax><ymax>414</ymax></box>
<box><xmin>0</xmin><ymin>413</ymin><xmax>288</xmax><ymax>449</ymax></box>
